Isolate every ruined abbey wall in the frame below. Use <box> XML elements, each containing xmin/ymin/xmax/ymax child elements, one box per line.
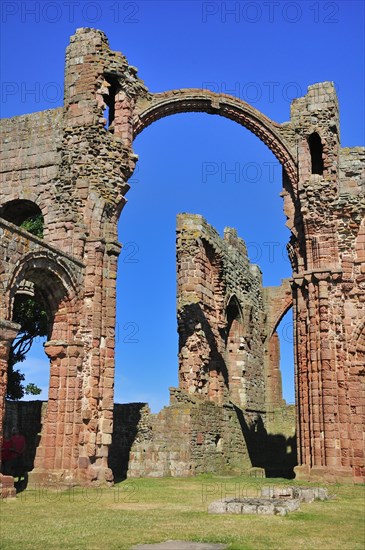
<box><xmin>3</xmin><ymin>214</ymin><xmax>295</xmax><ymax>481</ymax></box>
<box><xmin>121</xmin><ymin>216</ymin><xmax>294</xmax><ymax>479</ymax></box>
<box><xmin>0</xmin><ymin>29</ymin><xmax>364</xmax><ymax>492</ymax></box>
<box><xmin>176</xmin><ymin>213</ymin><xmax>267</xmax><ymax>410</ymax></box>
<box><xmin>6</xmin><ymin>394</ymin><xmax>297</xmax><ymax>480</ymax></box>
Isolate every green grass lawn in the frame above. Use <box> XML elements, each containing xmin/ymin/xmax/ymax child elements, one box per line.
<box><xmin>0</xmin><ymin>475</ymin><xmax>364</xmax><ymax>549</ymax></box>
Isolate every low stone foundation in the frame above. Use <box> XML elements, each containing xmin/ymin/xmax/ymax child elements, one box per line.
<box><xmin>124</xmin><ymin>391</ymin><xmax>253</xmax><ymax>478</ymax></box>
<box><xmin>208</xmin><ymin>497</ymin><xmax>300</xmax><ymax>516</ymax></box>
<box><xmin>208</xmin><ymin>485</ymin><xmax>330</xmax><ymax>515</ymax></box>
<box><xmin>261</xmin><ymin>485</ymin><xmax>330</xmax><ymax>502</ymax></box>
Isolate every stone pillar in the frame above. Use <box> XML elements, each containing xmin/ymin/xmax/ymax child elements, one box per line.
<box><xmin>30</xmin><ymin>340</ymin><xmax>84</xmax><ymax>484</ymax></box>
<box><xmin>293</xmin><ymin>278</ymin><xmax>308</xmax><ymax>469</ymax></box>
<box><xmin>294</xmin><ymin>271</ymin><xmax>354</xmax><ymax>482</ymax></box>
<box><xmin>0</xmin><ymin>320</ymin><xmax>20</xmax><ymax>498</ymax></box>
<box><xmin>94</xmin><ymin>240</ymin><xmax>121</xmax><ymax>484</ymax></box>
<box><xmin>57</xmin><ymin>28</ymin><xmax>140</xmax><ymax>484</ymax></box>
<box><xmin>266</xmin><ymin>331</ymin><xmax>283</xmax><ymax>409</ymax></box>
<box><xmin>73</xmin><ymin>238</ymin><xmax>119</xmax><ymax>485</ymax></box>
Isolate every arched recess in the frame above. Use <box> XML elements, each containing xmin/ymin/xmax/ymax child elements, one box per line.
<box><xmin>224</xmin><ymin>295</ymin><xmax>246</xmax><ymax>407</ymax></box>
<box><xmin>134</xmin><ymin>90</ymin><xmax>298</xmax><ymax>191</ymax></box>
<box><xmin>226</xmin><ymin>295</ymin><xmax>243</xmax><ymax>337</ymax></box>
<box><xmin>4</xmin><ymin>253</ymin><xmax>83</xmax><ymax>473</ymax></box>
<box><xmin>7</xmin><ymin>253</ymin><xmax>80</xmax><ymax>331</ymax></box>
<box><xmin>0</xmin><ymin>199</ymin><xmax>44</xmax><ymax>236</ymax></box>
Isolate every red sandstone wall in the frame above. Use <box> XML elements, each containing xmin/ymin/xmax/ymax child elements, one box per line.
<box><xmin>176</xmin><ymin>214</ymin><xmax>267</xmax><ymax>410</ymax></box>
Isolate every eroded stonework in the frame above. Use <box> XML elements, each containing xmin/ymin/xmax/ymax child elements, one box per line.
<box><xmin>120</xmin><ymin>215</ymin><xmax>295</xmax><ymax>479</ymax></box>
<box><xmin>177</xmin><ymin>214</ymin><xmax>268</xmax><ymax>409</ymax></box>
<box><xmin>0</xmin><ymin>28</ymin><xmax>364</xmax><ymax>491</ymax></box>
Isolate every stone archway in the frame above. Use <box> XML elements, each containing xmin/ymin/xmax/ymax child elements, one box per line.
<box><xmin>132</xmin><ymin>90</ymin><xmax>302</xmax><ymax>267</ymax></box>
<box><xmin>129</xmin><ymin>88</ymin><xmax>309</xmax><ymax>418</ymax></box>
<box><xmin>130</xmin><ymin>85</ymin><xmax>363</xmax><ymax>481</ymax></box>
<box><xmin>133</xmin><ymin>89</ymin><xmax>298</xmax><ymax>188</ymax></box>
<box><xmin>5</xmin><ymin>253</ymin><xmax>84</xmax><ymax>481</ymax></box>
<box><xmin>263</xmin><ymin>280</ymin><xmax>293</xmax><ymax>410</ymax></box>
<box><xmin>130</xmin><ymin>91</ymin><xmax>303</xmax><ymax>426</ymax></box>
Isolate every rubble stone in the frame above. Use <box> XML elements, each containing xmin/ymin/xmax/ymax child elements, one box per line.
<box><xmin>208</xmin><ymin>497</ymin><xmax>300</xmax><ymax>516</ymax></box>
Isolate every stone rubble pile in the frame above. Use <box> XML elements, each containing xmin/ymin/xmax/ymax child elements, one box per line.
<box><xmin>208</xmin><ymin>485</ymin><xmax>330</xmax><ymax>515</ymax></box>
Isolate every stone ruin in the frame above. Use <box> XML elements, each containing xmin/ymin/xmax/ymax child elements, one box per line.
<box><xmin>0</xmin><ymin>28</ymin><xmax>364</xmax><ymax>495</ymax></box>
<box><xmin>4</xmin><ymin>214</ymin><xmax>296</xmax><ymax>481</ymax></box>
<box><xmin>111</xmin><ymin>214</ymin><xmax>296</xmax><ymax>479</ymax></box>
<box><xmin>208</xmin><ymin>485</ymin><xmax>330</xmax><ymax>516</ymax></box>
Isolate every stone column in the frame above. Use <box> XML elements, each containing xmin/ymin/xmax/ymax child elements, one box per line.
<box><xmin>95</xmin><ymin>240</ymin><xmax>121</xmax><ymax>483</ymax></box>
<box><xmin>293</xmin><ymin>277</ymin><xmax>309</xmax><ymax>469</ymax></box>
<box><xmin>265</xmin><ymin>331</ymin><xmax>283</xmax><ymax>409</ymax></box>
<box><xmin>31</xmin><ymin>340</ymin><xmax>84</xmax><ymax>483</ymax></box>
<box><xmin>294</xmin><ymin>270</ymin><xmax>354</xmax><ymax>482</ymax></box>
<box><xmin>291</xmin><ymin>280</ymin><xmax>301</xmax><ymax>467</ymax></box>
<box><xmin>72</xmin><ymin>239</ymin><xmax>121</xmax><ymax>485</ymax></box>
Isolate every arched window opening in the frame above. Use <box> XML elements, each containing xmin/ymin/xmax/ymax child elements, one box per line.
<box><xmin>0</xmin><ymin>200</ymin><xmax>44</xmax><ymax>238</ymax></box>
<box><xmin>308</xmin><ymin>133</ymin><xmax>324</xmax><ymax>175</ymax></box>
<box><xmin>102</xmin><ymin>74</ymin><xmax>119</xmax><ymax>131</ymax></box>
<box><xmin>225</xmin><ymin>296</ymin><xmax>246</xmax><ymax>406</ymax></box>
<box><xmin>226</xmin><ymin>296</ymin><xmax>242</xmax><ymax>341</ymax></box>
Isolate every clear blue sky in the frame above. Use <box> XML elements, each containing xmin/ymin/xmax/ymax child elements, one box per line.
<box><xmin>1</xmin><ymin>1</ymin><xmax>364</xmax><ymax>410</ymax></box>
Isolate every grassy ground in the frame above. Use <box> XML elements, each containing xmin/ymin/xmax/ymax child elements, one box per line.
<box><xmin>0</xmin><ymin>475</ymin><xmax>364</xmax><ymax>549</ymax></box>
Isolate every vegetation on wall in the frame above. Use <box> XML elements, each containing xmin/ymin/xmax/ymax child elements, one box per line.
<box><xmin>20</xmin><ymin>214</ymin><xmax>44</xmax><ymax>238</ymax></box>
